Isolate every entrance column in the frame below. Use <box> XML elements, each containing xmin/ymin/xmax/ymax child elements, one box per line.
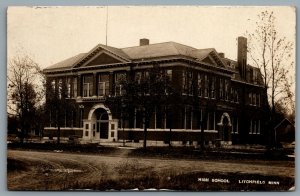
<box><xmin>82</xmin><ymin>120</ymin><xmax>92</xmax><ymax>141</ymax></box>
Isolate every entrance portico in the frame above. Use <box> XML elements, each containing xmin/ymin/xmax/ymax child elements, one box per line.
<box><xmin>217</xmin><ymin>112</ymin><xmax>232</xmax><ymax>145</ymax></box>
<box><xmin>82</xmin><ymin>104</ymin><xmax>118</xmax><ymax>142</ymax></box>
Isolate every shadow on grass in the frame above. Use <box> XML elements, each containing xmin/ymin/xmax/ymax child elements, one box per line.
<box><xmin>7</xmin><ymin>158</ymin><xmax>29</xmax><ymax>172</ymax></box>
<box><xmin>128</xmin><ymin>146</ymin><xmax>292</xmax><ymax>161</ymax></box>
<box><xmin>7</xmin><ymin>143</ymin><xmax>117</xmax><ymax>154</ymax></box>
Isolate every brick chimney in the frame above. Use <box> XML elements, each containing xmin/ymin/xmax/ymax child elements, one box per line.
<box><xmin>140</xmin><ymin>38</ymin><xmax>149</xmax><ymax>46</ymax></box>
<box><xmin>237</xmin><ymin>36</ymin><xmax>247</xmax><ymax>79</ymax></box>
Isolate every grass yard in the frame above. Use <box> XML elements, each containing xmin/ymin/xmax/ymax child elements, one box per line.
<box><xmin>7</xmin><ymin>149</ymin><xmax>294</xmax><ymax>191</ymax></box>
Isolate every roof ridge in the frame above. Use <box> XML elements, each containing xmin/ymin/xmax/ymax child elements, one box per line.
<box><xmin>170</xmin><ymin>41</ymin><xmax>198</xmax><ymax>50</ymax></box>
<box><xmin>121</xmin><ymin>41</ymin><xmax>179</xmax><ymax>50</ymax></box>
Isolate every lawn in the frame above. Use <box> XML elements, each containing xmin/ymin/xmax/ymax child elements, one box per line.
<box><xmin>7</xmin><ymin>149</ymin><xmax>295</xmax><ymax>191</ymax></box>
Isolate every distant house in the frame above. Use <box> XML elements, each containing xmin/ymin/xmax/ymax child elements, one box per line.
<box><xmin>43</xmin><ymin>37</ymin><xmax>269</xmax><ymax>145</ymax></box>
<box><xmin>274</xmin><ymin>118</ymin><xmax>295</xmax><ymax>143</ymax></box>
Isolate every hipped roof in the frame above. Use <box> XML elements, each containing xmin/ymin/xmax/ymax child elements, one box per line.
<box><xmin>44</xmin><ymin>41</ymin><xmax>224</xmax><ymax>70</ymax></box>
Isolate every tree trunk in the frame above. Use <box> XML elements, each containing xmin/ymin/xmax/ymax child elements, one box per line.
<box><xmin>56</xmin><ymin>110</ymin><xmax>60</xmax><ymax>145</ymax></box>
<box><xmin>20</xmin><ymin>129</ymin><xmax>24</xmax><ymax>144</ymax></box>
<box><xmin>143</xmin><ymin>124</ymin><xmax>147</xmax><ymax>150</ymax></box>
<box><xmin>169</xmin><ymin>128</ymin><xmax>172</xmax><ymax>147</ymax></box>
<box><xmin>200</xmin><ymin>121</ymin><xmax>205</xmax><ymax>150</ymax></box>
<box><xmin>57</xmin><ymin>125</ymin><xmax>60</xmax><ymax>144</ymax></box>
<box><xmin>168</xmin><ymin>110</ymin><xmax>172</xmax><ymax>148</ymax></box>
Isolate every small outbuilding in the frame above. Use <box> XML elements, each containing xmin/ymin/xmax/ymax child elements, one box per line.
<box><xmin>274</xmin><ymin>118</ymin><xmax>295</xmax><ymax>143</ymax></box>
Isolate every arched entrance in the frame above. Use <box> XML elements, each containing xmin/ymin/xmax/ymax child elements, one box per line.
<box><xmin>217</xmin><ymin>112</ymin><xmax>232</xmax><ymax>143</ymax></box>
<box><xmin>82</xmin><ymin>104</ymin><xmax>118</xmax><ymax>142</ymax></box>
<box><xmin>94</xmin><ymin>108</ymin><xmax>109</xmax><ymax>139</ymax></box>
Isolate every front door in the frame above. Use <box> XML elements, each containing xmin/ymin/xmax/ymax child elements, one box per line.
<box><xmin>222</xmin><ymin>117</ymin><xmax>230</xmax><ymax>141</ymax></box>
<box><xmin>95</xmin><ymin>108</ymin><xmax>109</xmax><ymax>139</ymax></box>
<box><xmin>99</xmin><ymin>121</ymin><xmax>108</xmax><ymax>139</ymax></box>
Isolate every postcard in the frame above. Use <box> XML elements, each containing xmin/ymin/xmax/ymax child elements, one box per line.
<box><xmin>7</xmin><ymin>6</ymin><xmax>295</xmax><ymax>191</ymax></box>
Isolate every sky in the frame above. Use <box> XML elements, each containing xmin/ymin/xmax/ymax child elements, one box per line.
<box><xmin>7</xmin><ymin>6</ymin><xmax>295</xmax><ymax>69</ymax></box>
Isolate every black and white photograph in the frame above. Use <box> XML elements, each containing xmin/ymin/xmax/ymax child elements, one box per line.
<box><xmin>7</xmin><ymin>6</ymin><xmax>295</xmax><ymax>191</ymax></box>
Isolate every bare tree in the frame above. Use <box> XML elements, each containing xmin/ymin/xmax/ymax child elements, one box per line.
<box><xmin>106</xmin><ymin>66</ymin><xmax>172</xmax><ymax>149</ymax></box>
<box><xmin>45</xmin><ymin>77</ymin><xmax>76</xmax><ymax>144</ymax></box>
<box><xmin>247</xmin><ymin>10</ymin><xmax>294</xmax><ymax>116</ymax></box>
<box><xmin>7</xmin><ymin>55</ymin><xmax>43</xmax><ymax>143</ymax></box>
<box><xmin>246</xmin><ymin>11</ymin><xmax>295</xmax><ymax>147</ymax></box>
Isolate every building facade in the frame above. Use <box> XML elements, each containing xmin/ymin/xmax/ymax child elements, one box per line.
<box><xmin>43</xmin><ymin>37</ymin><xmax>269</xmax><ymax>145</ymax></box>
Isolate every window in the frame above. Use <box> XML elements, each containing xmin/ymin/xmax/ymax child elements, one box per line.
<box><xmin>164</xmin><ymin>70</ymin><xmax>173</xmax><ymax>94</ymax></box>
<box><xmin>98</xmin><ymin>73</ymin><xmax>109</xmax><ymax>96</ymax></box>
<box><xmin>58</xmin><ymin>79</ymin><xmax>62</xmax><ymax>99</ymax></box>
<box><xmin>225</xmin><ymin>80</ymin><xmax>229</xmax><ymax>101</ymax></box>
<box><xmin>249</xmin><ymin>120</ymin><xmax>260</xmax><ymax>134</ymax></box>
<box><xmin>85</xmin><ymin>124</ymin><xmax>89</xmax><ymax>129</ymax></box>
<box><xmin>85</xmin><ymin>131</ymin><xmax>89</xmax><ymax>137</ymax></box>
<box><xmin>204</xmin><ymin>74</ymin><xmax>208</xmax><ymax>98</ymax></box>
<box><xmin>73</xmin><ymin>77</ymin><xmax>77</xmax><ymax>98</ymax></box>
<box><xmin>183</xmin><ymin>70</ymin><xmax>193</xmax><ymax>95</ymax></box>
<box><xmin>257</xmin><ymin>93</ymin><xmax>260</xmax><ymax>107</ymax></box>
<box><xmin>188</xmin><ymin>71</ymin><xmax>193</xmax><ymax>95</ymax></box>
<box><xmin>144</xmin><ymin>71</ymin><xmax>149</xmax><ymax>79</ymax></box>
<box><xmin>210</xmin><ymin>77</ymin><xmax>216</xmax><ymax>99</ymax></box>
<box><xmin>135</xmin><ymin>72</ymin><xmax>142</xmax><ymax>84</ymax></box>
<box><xmin>249</xmin><ymin>92</ymin><xmax>252</xmax><ymax>105</ymax></box>
<box><xmin>166</xmin><ymin>70</ymin><xmax>172</xmax><ymax>82</ymax></box>
<box><xmin>51</xmin><ymin>80</ymin><xmax>56</xmax><ymax>91</ymax></box>
<box><xmin>182</xmin><ymin>71</ymin><xmax>187</xmax><ymax>94</ymax></box>
<box><xmin>253</xmin><ymin>70</ymin><xmax>258</xmax><ymax>84</ymax></box>
<box><xmin>83</xmin><ymin>75</ymin><xmax>93</xmax><ymax>97</ymax></box>
<box><xmin>67</xmin><ymin>78</ymin><xmax>71</xmax><ymax>98</ymax></box>
<box><xmin>253</xmin><ymin>93</ymin><xmax>256</xmax><ymax>106</ymax></box>
<box><xmin>197</xmin><ymin>73</ymin><xmax>202</xmax><ymax>97</ymax></box>
<box><xmin>115</xmin><ymin>72</ymin><xmax>126</xmax><ymax>96</ymax></box>
<box><xmin>235</xmin><ymin>89</ymin><xmax>239</xmax><ymax>103</ymax></box>
<box><xmin>111</xmin><ymin>124</ymin><xmax>115</xmax><ymax>130</ymax></box>
<box><xmin>219</xmin><ymin>78</ymin><xmax>223</xmax><ymax>99</ymax></box>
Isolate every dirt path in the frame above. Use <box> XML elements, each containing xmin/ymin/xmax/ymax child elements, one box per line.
<box><xmin>7</xmin><ymin>149</ymin><xmax>294</xmax><ymax>190</ymax></box>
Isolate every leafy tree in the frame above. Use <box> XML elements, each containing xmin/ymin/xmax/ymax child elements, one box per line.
<box><xmin>7</xmin><ymin>55</ymin><xmax>42</xmax><ymax>143</ymax></box>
